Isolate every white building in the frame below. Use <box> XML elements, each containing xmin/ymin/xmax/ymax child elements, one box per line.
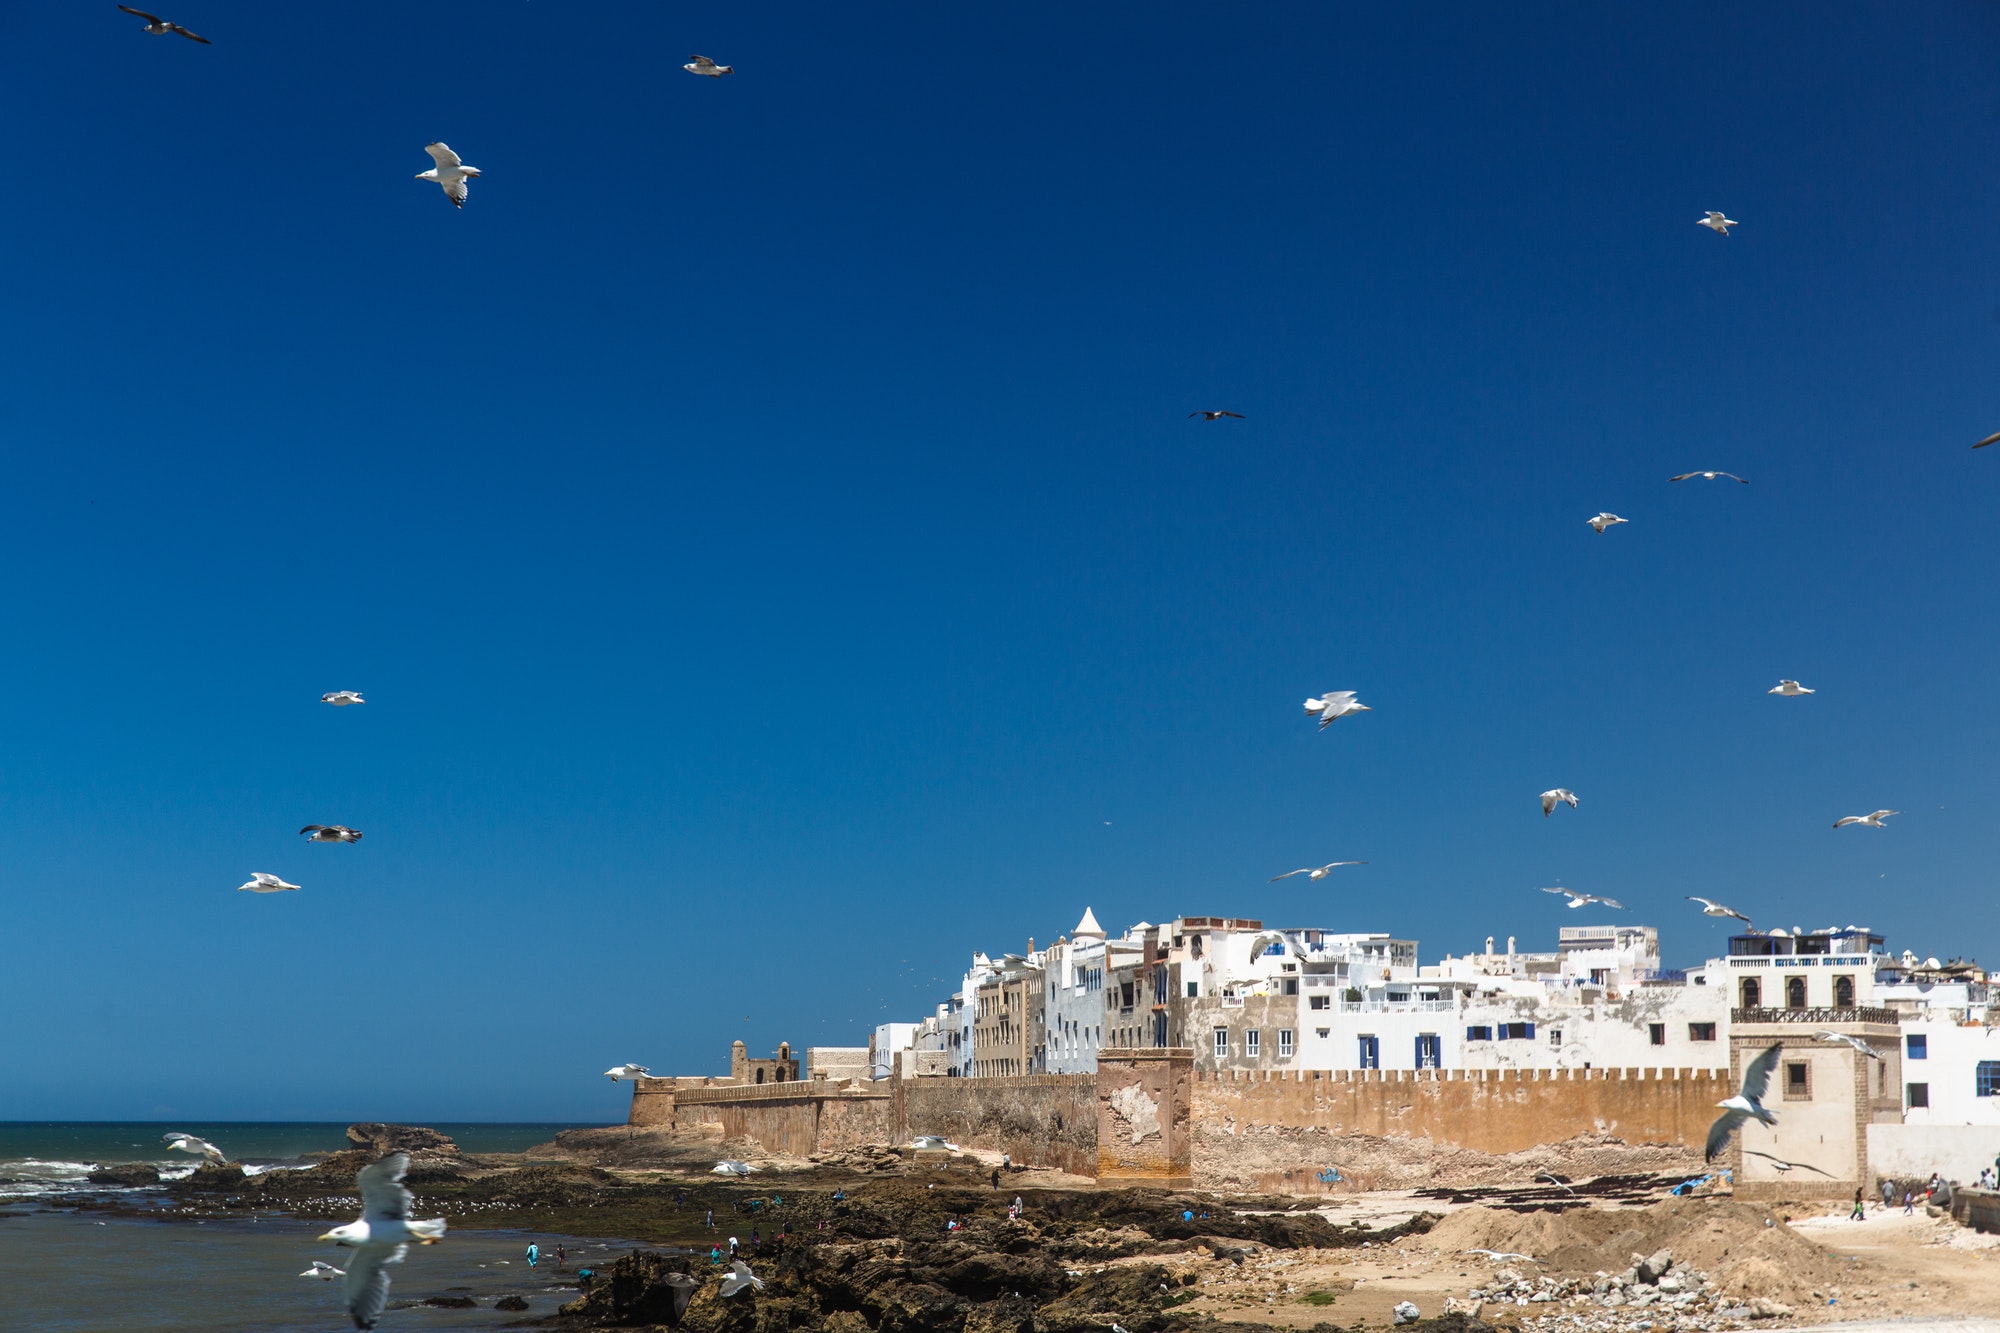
<box><xmin>1042</xmin><ymin>908</ymin><xmax>1108</xmax><ymax>1073</ymax></box>
<box><xmin>868</xmin><ymin>1022</ymin><xmax>919</xmax><ymax>1081</ymax></box>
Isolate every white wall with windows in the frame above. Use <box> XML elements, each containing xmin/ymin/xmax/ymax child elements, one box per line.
<box><xmin>1896</xmin><ymin>1017</ymin><xmax>2000</xmax><ymax>1125</ymax></box>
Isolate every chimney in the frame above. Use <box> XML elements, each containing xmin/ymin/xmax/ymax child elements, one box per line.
<box><xmin>1485</xmin><ymin>936</ymin><xmax>1495</xmax><ymax>956</ymax></box>
<box><xmin>1507</xmin><ymin>936</ymin><xmax>1517</xmax><ymax>957</ymax></box>
<box><xmin>1027</xmin><ymin>937</ymin><xmax>1036</xmax><ymax>954</ymax></box>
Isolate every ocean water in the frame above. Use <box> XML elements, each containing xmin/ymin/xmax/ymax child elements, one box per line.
<box><xmin>0</xmin><ymin>1122</ymin><xmax>591</xmax><ymax>1199</ymax></box>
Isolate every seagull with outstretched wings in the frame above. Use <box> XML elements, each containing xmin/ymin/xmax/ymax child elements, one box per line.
<box><xmin>117</xmin><ymin>6</ymin><xmax>209</xmax><ymax>43</ymax></box>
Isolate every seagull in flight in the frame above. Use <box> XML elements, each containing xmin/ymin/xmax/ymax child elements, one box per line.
<box><xmin>318</xmin><ymin>1153</ymin><xmax>447</xmax><ymax>1331</ymax></box>
<box><xmin>300</xmin><ymin>1261</ymin><xmax>346</xmax><ymax>1280</ymax></box>
<box><xmin>1541</xmin><ymin>887</ymin><xmax>1625</xmax><ymax>910</ymax></box>
<box><xmin>1687</xmin><ymin>896</ymin><xmax>1751</xmax><ymax>924</ymax></box>
<box><xmin>720</xmin><ymin>1260</ymin><xmax>765</xmax><ymax>1298</ymax></box>
<box><xmin>1586</xmin><ymin>513</ymin><xmax>1628</xmax><ymax>533</ymax></box>
<box><xmin>603</xmin><ymin>1064</ymin><xmax>651</xmax><ymax>1081</ymax></box>
<box><xmin>1744</xmin><ymin>1149</ymin><xmax>1830</xmax><ymax>1177</ymax></box>
<box><xmin>1974</xmin><ymin>432</ymin><xmax>2000</xmax><ymax>449</ymax></box>
<box><xmin>321</xmin><ymin>690</ymin><xmax>365</xmax><ymax>706</ymax></box>
<box><xmin>1706</xmin><ymin>1044</ymin><xmax>1781</xmax><ymax>1161</ymax></box>
<box><xmin>1816</xmin><ymin>1030</ymin><xmax>1882</xmax><ymax>1061</ymax></box>
<box><xmin>415</xmin><ymin>143</ymin><xmax>480</xmax><ymax>208</ymax></box>
<box><xmin>1303</xmin><ymin>691</ymin><xmax>1370</xmax><ymax>729</ymax></box>
<box><xmin>712</xmin><ymin>1160</ymin><xmax>759</xmax><ymax>1176</ymax></box>
<box><xmin>1539</xmin><ymin>788</ymin><xmax>1578</xmax><ymax>817</ymax></box>
<box><xmin>1768</xmin><ymin>680</ymin><xmax>1814</xmax><ymax>696</ymax></box>
<box><xmin>300</xmin><ymin>824</ymin><xmax>364</xmax><ymax>843</ymax></box>
<box><xmin>238</xmin><ymin>873</ymin><xmax>301</xmax><ymax>894</ymax></box>
<box><xmin>1465</xmin><ymin>1249</ymin><xmax>1543</xmax><ymax>1263</ymax></box>
<box><xmin>910</xmin><ymin>1135</ymin><xmax>959</xmax><ymax>1150</ymax></box>
<box><xmin>1269</xmin><ymin>862</ymin><xmax>1366</xmax><ymax>882</ymax></box>
<box><xmin>162</xmin><ymin>1132</ymin><xmax>225</xmax><ymax>1165</ymax></box>
<box><xmin>1833</xmin><ymin>810</ymin><xmax>1899</xmax><ymax>829</ymax></box>
<box><xmin>117</xmin><ymin>6</ymin><xmax>210</xmax><ymax>43</ymax></box>
<box><xmin>1534</xmin><ymin>1172</ymin><xmax>1577</xmax><ymax>1195</ymax></box>
<box><xmin>684</xmin><ymin>55</ymin><xmax>734</xmax><ymax>76</ymax></box>
<box><xmin>1671</xmin><ymin>470</ymin><xmax>1748</xmax><ymax>484</ymax></box>
<box><xmin>1697</xmin><ymin>211</ymin><xmax>1737</xmax><ymax>235</ymax></box>
<box><xmin>1189</xmin><ymin>410</ymin><xmax>1245</xmax><ymax>421</ymax></box>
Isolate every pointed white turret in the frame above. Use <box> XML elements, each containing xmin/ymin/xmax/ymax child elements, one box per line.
<box><xmin>1073</xmin><ymin>907</ymin><xmax>1105</xmax><ymax>939</ymax></box>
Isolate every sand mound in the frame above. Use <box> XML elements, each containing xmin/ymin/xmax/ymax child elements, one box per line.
<box><xmin>1425</xmin><ymin>1198</ymin><xmax>1845</xmax><ymax>1303</ymax></box>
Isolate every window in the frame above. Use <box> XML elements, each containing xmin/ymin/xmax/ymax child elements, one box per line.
<box><xmin>1500</xmin><ymin>1022</ymin><xmax>1535</xmax><ymax>1041</ymax></box>
<box><xmin>1785</xmin><ymin>976</ymin><xmax>1807</xmax><ymax>1009</ymax></box>
<box><xmin>1784</xmin><ymin>1061</ymin><xmax>1811</xmax><ymax>1100</ymax></box>
<box><xmin>1547</xmin><ymin>1028</ymin><xmax>1563</xmax><ymax>1049</ymax></box>
<box><xmin>1416</xmin><ymin>1034</ymin><xmax>1441</xmax><ymax>1069</ymax></box>
<box><xmin>1213</xmin><ymin>1028</ymin><xmax>1228</xmax><ymax>1059</ymax></box>
<box><xmin>1907</xmin><ymin>1083</ymin><xmax>1929</xmax><ymax>1109</ymax></box>
<box><xmin>1740</xmin><ymin>977</ymin><xmax>1761</xmax><ymax>1009</ymax></box>
<box><xmin>1977</xmin><ymin>1062</ymin><xmax>2000</xmax><ymax>1098</ymax></box>
<box><xmin>1878</xmin><ymin>1062</ymin><xmax>1888</xmax><ymax>1096</ymax></box>
<box><xmin>1283</xmin><ymin>978</ymin><xmax>1299</xmax><ymax>996</ymax></box>
<box><xmin>1245</xmin><ymin>1030</ymin><xmax>1261</xmax><ymax>1058</ymax></box>
<box><xmin>1649</xmin><ymin>1023</ymin><xmax>1666</xmax><ymax>1047</ymax></box>
<box><xmin>1187</xmin><ymin>982</ymin><xmax>1199</xmax><ymax>999</ymax></box>
<box><xmin>1466</xmin><ymin>1025</ymin><xmax>1493</xmax><ymax>1041</ymax></box>
<box><xmin>1120</xmin><ymin>982</ymin><xmax>1135</xmax><ymax>1010</ymax></box>
<box><xmin>1315</xmin><ymin>1028</ymin><xmax>1330</xmax><ymax>1039</ymax></box>
<box><xmin>1834</xmin><ymin>975</ymin><xmax>1855</xmax><ymax>1007</ymax></box>
<box><xmin>1358</xmin><ymin>1035</ymin><xmax>1380</xmax><ymax>1069</ymax></box>
<box><xmin>1309</xmin><ymin>995</ymin><xmax>1330</xmax><ymax>1011</ymax></box>
<box><xmin>1278</xmin><ymin>1029</ymin><xmax>1294</xmax><ymax>1059</ymax></box>
<box><xmin>1907</xmin><ymin>1034</ymin><xmax>1928</xmax><ymax>1060</ymax></box>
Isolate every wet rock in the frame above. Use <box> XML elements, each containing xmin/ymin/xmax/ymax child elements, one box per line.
<box><xmin>421</xmin><ymin>1295</ymin><xmax>477</xmax><ymax>1308</ymax></box>
<box><xmin>346</xmin><ymin>1124</ymin><xmax>461</xmax><ymax>1158</ymax></box>
<box><xmin>1393</xmin><ymin>1299</ymin><xmax>1423</xmax><ymax>1324</ymax></box>
<box><xmin>175</xmin><ymin>1164</ymin><xmax>248</xmax><ymax>1191</ymax></box>
<box><xmin>495</xmin><ymin>1294</ymin><xmax>529</xmax><ymax>1310</ymax></box>
<box><xmin>558</xmin><ymin>1250</ymin><xmax>703</xmax><ymax>1324</ymax></box>
<box><xmin>87</xmin><ymin>1164</ymin><xmax>161</xmax><ymax>1187</ymax></box>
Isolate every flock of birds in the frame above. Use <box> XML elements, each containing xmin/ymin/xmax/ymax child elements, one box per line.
<box><xmin>230</xmin><ymin>691</ymin><xmax>367</xmax><ymax>896</ymax></box>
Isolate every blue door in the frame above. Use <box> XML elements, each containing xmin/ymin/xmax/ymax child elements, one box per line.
<box><xmin>1416</xmin><ymin>1034</ymin><xmax>1441</xmax><ymax>1069</ymax></box>
<box><xmin>1358</xmin><ymin>1035</ymin><xmax>1380</xmax><ymax>1069</ymax></box>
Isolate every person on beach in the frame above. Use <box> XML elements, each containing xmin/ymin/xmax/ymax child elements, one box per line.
<box><xmin>527</xmin><ymin>1242</ymin><xmax>540</xmax><ymax>1268</ymax></box>
<box><xmin>706</xmin><ymin>1209</ymin><xmax>714</xmax><ymax>1228</ymax></box>
<box><xmin>578</xmin><ymin>1268</ymin><xmax>594</xmax><ymax>1292</ymax></box>
<box><xmin>728</xmin><ymin>1235</ymin><xmax>739</xmax><ymax>1257</ymax></box>
<box><xmin>1904</xmin><ymin>1191</ymin><xmax>1915</xmax><ymax>1214</ymax></box>
<box><xmin>1850</xmin><ymin>1189</ymin><xmax>1864</xmax><ymax>1220</ymax></box>
<box><xmin>555</xmin><ymin>1243</ymin><xmax>567</xmax><ymax>1271</ymax></box>
<box><xmin>990</xmin><ymin>1168</ymin><xmax>1000</xmax><ymax>1190</ymax></box>
<box><xmin>751</xmin><ymin>1228</ymin><xmax>761</xmax><ymax>1251</ymax></box>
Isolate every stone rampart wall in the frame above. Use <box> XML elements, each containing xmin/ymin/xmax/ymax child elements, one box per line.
<box><xmin>895</xmin><ymin>1075</ymin><xmax>1098</xmax><ymax>1177</ymax></box>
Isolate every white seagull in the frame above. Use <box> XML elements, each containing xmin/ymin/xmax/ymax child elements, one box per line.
<box><xmin>1268</xmin><ymin>862</ymin><xmax>1366</xmax><ymax>882</ymax></box>
<box><xmin>1303</xmin><ymin>691</ymin><xmax>1370</xmax><ymax>729</ymax></box>
<box><xmin>1833</xmin><ymin>810</ymin><xmax>1899</xmax><ymax>829</ymax></box>
<box><xmin>1706</xmin><ymin>1044</ymin><xmax>1781</xmax><ymax>1161</ymax></box>
<box><xmin>720</xmin><ymin>1259</ymin><xmax>764</xmax><ymax>1298</ymax></box>
<box><xmin>1539</xmin><ymin>788</ymin><xmax>1578</xmax><ymax>817</ymax></box>
<box><xmin>1540</xmin><ymin>887</ymin><xmax>1625</xmax><ymax>910</ymax></box>
<box><xmin>1465</xmin><ymin>1249</ymin><xmax>1543</xmax><ymax>1263</ymax></box>
<box><xmin>1687</xmin><ymin>895</ymin><xmax>1751</xmax><ymax>925</ymax></box>
<box><xmin>1586</xmin><ymin>513</ymin><xmax>1628</xmax><ymax>533</ymax></box>
<box><xmin>910</xmin><ymin>1136</ymin><xmax>959</xmax><ymax>1150</ymax></box>
<box><xmin>1743</xmin><ymin>1149</ymin><xmax>1830</xmax><ymax>1177</ymax></box>
<box><xmin>321</xmin><ymin>690</ymin><xmax>365</xmax><ymax>706</ymax></box>
<box><xmin>318</xmin><ymin>1153</ymin><xmax>447</xmax><ymax>1331</ymax></box>
<box><xmin>1816</xmin><ymin>1030</ymin><xmax>1882</xmax><ymax>1061</ymax></box>
<box><xmin>1974</xmin><ymin>432</ymin><xmax>2000</xmax><ymax>449</ymax></box>
<box><xmin>162</xmin><ymin>1132</ymin><xmax>225</xmax><ymax>1165</ymax></box>
<box><xmin>603</xmin><ymin>1064</ymin><xmax>651</xmax><ymax>1081</ymax></box>
<box><xmin>238</xmin><ymin>873</ymin><xmax>301</xmax><ymax>894</ymax></box>
<box><xmin>1697</xmin><ymin>211</ymin><xmax>1737</xmax><ymax>235</ymax></box>
<box><xmin>301</xmin><ymin>824</ymin><xmax>364</xmax><ymax>843</ymax></box>
<box><xmin>1767</xmin><ymin>680</ymin><xmax>1814</xmax><ymax>696</ymax></box>
<box><xmin>1670</xmin><ymin>470</ymin><xmax>1748</xmax><ymax>484</ymax></box>
<box><xmin>712</xmin><ymin>1160</ymin><xmax>759</xmax><ymax>1176</ymax></box>
<box><xmin>1189</xmin><ymin>410</ymin><xmax>1245</xmax><ymax>421</ymax></box>
<box><xmin>300</xmin><ymin>1261</ymin><xmax>346</xmax><ymax>1280</ymax></box>
<box><xmin>415</xmin><ymin>143</ymin><xmax>480</xmax><ymax>208</ymax></box>
<box><xmin>684</xmin><ymin>55</ymin><xmax>733</xmax><ymax>77</ymax></box>
<box><xmin>117</xmin><ymin>5</ymin><xmax>209</xmax><ymax>43</ymax></box>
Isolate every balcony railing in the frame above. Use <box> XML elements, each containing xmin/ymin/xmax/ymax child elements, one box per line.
<box><xmin>1338</xmin><ymin>999</ymin><xmax>1455</xmax><ymax>1014</ymax></box>
<box><xmin>1731</xmin><ymin>1006</ymin><xmax>1896</xmax><ymax>1025</ymax></box>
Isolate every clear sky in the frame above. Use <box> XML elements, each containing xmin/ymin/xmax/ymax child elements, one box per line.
<box><xmin>1</xmin><ymin>3</ymin><xmax>1995</xmax><ymax>1122</ymax></box>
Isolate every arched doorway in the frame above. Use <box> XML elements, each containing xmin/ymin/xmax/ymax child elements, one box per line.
<box><xmin>1740</xmin><ymin>977</ymin><xmax>1761</xmax><ymax>1009</ymax></box>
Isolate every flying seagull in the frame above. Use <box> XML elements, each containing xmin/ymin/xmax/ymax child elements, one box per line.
<box><xmin>1697</xmin><ymin>211</ymin><xmax>1737</xmax><ymax>235</ymax></box>
<box><xmin>318</xmin><ymin>1153</ymin><xmax>447</xmax><ymax>1332</ymax></box>
<box><xmin>321</xmin><ymin>690</ymin><xmax>365</xmax><ymax>706</ymax></box>
<box><xmin>117</xmin><ymin>5</ymin><xmax>210</xmax><ymax>43</ymax></box>
<box><xmin>684</xmin><ymin>55</ymin><xmax>733</xmax><ymax>76</ymax></box>
<box><xmin>712</xmin><ymin>1160</ymin><xmax>759</xmax><ymax>1176</ymax></box>
<box><xmin>1243</xmin><ymin>929</ymin><xmax>1301</xmax><ymax>960</ymax></box>
<box><xmin>1706</xmin><ymin>1044</ymin><xmax>1781</xmax><ymax>1161</ymax></box>
<box><xmin>1269</xmin><ymin>862</ymin><xmax>1366</xmax><ymax>882</ymax></box>
<box><xmin>1971</xmin><ymin>432</ymin><xmax>1998</xmax><ymax>449</ymax></box>
<box><xmin>603</xmin><ymin>1064</ymin><xmax>651</xmax><ymax>1081</ymax></box>
<box><xmin>1834</xmin><ymin>809</ymin><xmax>1898</xmax><ymax>829</ymax></box>
<box><xmin>1743</xmin><ymin>1149</ymin><xmax>1830</xmax><ymax>1177</ymax></box>
<box><xmin>301</xmin><ymin>824</ymin><xmax>364</xmax><ymax>843</ymax></box>
<box><xmin>1303</xmin><ymin>691</ymin><xmax>1370</xmax><ymax>729</ymax></box>
<box><xmin>1816</xmin><ymin>1030</ymin><xmax>1882</xmax><ymax>1061</ymax></box>
<box><xmin>910</xmin><ymin>1135</ymin><xmax>959</xmax><ymax>1150</ymax></box>
<box><xmin>1687</xmin><ymin>895</ymin><xmax>1751</xmax><ymax>924</ymax></box>
<box><xmin>162</xmin><ymin>1132</ymin><xmax>225</xmax><ymax>1165</ymax></box>
<box><xmin>1768</xmin><ymin>680</ymin><xmax>1814</xmax><ymax>696</ymax></box>
<box><xmin>1586</xmin><ymin>513</ymin><xmax>1628</xmax><ymax>533</ymax></box>
<box><xmin>1539</xmin><ymin>788</ymin><xmax>1578</xmax><ymax>817</ymax></box>
<box><xmin>1534</xmin><ymin>1172</ymin><xmax>1577</xmax><ymax>1195</ymax></box>
<box><xmin>1465</xmin><ymin>1249</ymin><xmax>1543</xmax><ymax>1263</ymax></box>
<box><xmin>1189</xmin><ymin>411</ymin><xmax>1245</xmax><ymax>421</ymax></box>
<box><xmin>1670</xmin><ymin>470</ymin><xmax>1748</xmax><ymax>484</ymax></box>
<box><xmin>1541</xmin><ymin>887</ymin><xmax>1625</xmax><ymax>910</ymax></box>
<box><xmin>415</xmin><ymin>143</ymin><xmax>480</xmax><ymax>208</ymax></box>
<box><xmin>238</xmin><ymin>873</ymin><xmax>301</xmax><ymax>894</ymax></box>
<box><xmin>720</xmin><ymin>1260</ymin><xmax>764</xmax><ymax>1298</ymax></box>
<box><xmin>300</xmin><ymin>1261</ymin><xmax>346</xmax><ymax>1280</ymax></box>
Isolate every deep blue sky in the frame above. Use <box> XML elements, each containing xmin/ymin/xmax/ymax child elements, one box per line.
<box><xmin>2</xmin><ymin>3</ymin><xmax>1995</xmax><ymax>1121</ymax></box>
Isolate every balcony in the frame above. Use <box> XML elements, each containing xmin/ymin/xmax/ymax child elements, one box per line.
<box><xmin>1338</xmin><ymin>999</ymin><xmax>1455</xmax><ymax>1014</ymax></box>
<box><xmin>1731</xmin><ymin>1006</ymin><xmax>1896</xmax><ymax>1025</ymax></box>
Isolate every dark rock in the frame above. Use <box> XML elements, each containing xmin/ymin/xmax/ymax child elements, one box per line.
<box><xmin>559</xmin><ymin>1249</ymin><xmax>705</xmax><ymax>1325</ymax></box>
<box><xmin>494</xmin><ymin>1295</ymin><xmax>529</xmax><ymax>1311</ymax></box>
<box><xmin>421</xmin><ymin>1294</ymin><xmax>477</xmax><ymax>1308</ymax></box>
<box><xmin>175</xmin><ymin>1164</ymin><xmax>248</xmax><ymax>1191</ymax></box>
<box><xmin>345</xmin><ymin>1124</ymin><xmax>462</xmax><ymax>1158</ymax></box>
<box><xmin>87</xmin><ymin>1164</ymin><xmax>161</xmax><ymax>1187</ymax></box>
<box><xmin>1636</xmin><ymin>1248</ymin><xmax>1673</xmax><ymax>1284</ymax></box>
